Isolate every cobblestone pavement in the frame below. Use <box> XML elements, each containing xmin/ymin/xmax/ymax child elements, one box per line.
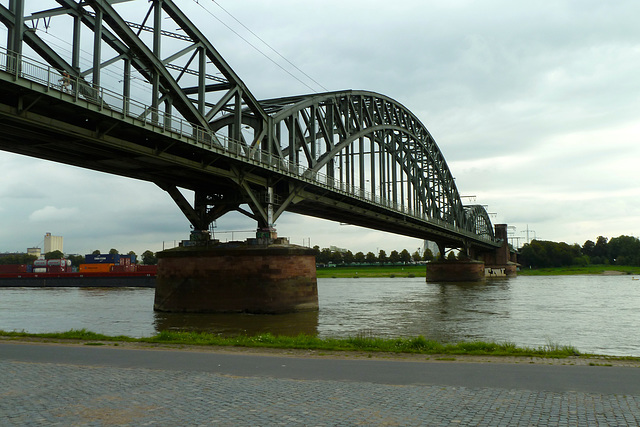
<box><xmin>1</xmin><ymin>357</ymin><xmax>640</xmax><ymax>426</ymax></box>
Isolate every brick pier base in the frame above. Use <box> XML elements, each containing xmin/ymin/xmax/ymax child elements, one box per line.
<box><xmin>426</xmin><ymin>260</ymin><xmax>485</xmax><ymax>282</ymax></box>
<box><xmin>154</xmin><ymin>243</ymin><xmax>318</xmax><ymax>314</ymax></box>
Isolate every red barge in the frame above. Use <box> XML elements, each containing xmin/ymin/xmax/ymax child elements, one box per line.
<box><xmin>0</xmin><ymin>271</ymin><xmax>156</xmax><ymax>287</ymax></box>
<box><xmin>0</xmin><ymin>254</ymin><xmax>156</xmax><ymax>287</ymax></box>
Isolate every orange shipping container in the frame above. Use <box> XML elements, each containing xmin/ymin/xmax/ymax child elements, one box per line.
<box><xmin>79</xmin><ymin>263</ymin><xmax>114</xmax><ymax>273</ymax></box>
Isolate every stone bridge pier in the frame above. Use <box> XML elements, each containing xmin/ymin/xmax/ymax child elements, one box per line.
<box><xmin>154</xmin><ymin>233</ymin><xmax>319</xmax><ymax>314</ymax></box>
<box><xmin>426</xmin><ymin>224</ymin><xmax>518</xmax><ymax>282</ymax></box>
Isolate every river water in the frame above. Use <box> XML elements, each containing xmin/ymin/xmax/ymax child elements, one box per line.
<box><xmin>1</xmin><ymin>275</ymin><xmax>638</xmax><ymax>356</ymax></box>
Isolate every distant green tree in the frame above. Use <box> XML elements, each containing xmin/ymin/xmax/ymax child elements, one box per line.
<box><xmin>389</xmin><ymin>250</ymin><xmax>400</xmax><ymax>264</ymax></box>
<box><xmin>354</xmin><ymin>251</ymin><xmax>366</xmax><ymax>264</ymax></box>
<box><xmin>317</xmin><ymin>248</ymin><xmax>332</xmax><ymax>264</ymax></box>
<box><xmin>0</xmin><ymin>254</ymin><xmax>37</xmax><ymax>265</ymax></box>
<box><xmin>108</xmin><ymin>248</ymin><xmax>119</xmax><ymax>255</ymax></box>
<box><xmin>400</xmin><ymin>249</ymin><xmax>411</xmax><ymax>264</ymax></box>
<box><xmin>423</xmin><ymin>249</ymin><xmax>434</xmax><ymax>262</ymax></box>
<box><xmin>365</xmin><ymin>252</ymin><xmax>377</xmax><ymax>264</ymax></box>
<box><xmin>447</xmin><ymin>251</ymin><xmax>457</xmax><ymax>261</ymax></box>
<box><xmin>45</xmin><ymin>250</ymin><xmax>64</xmax><ymax>260</ymax></box>
<box><xmin>141</xmin><ymin>250</ymin><xmax>158</xmax><ymax>265</ymax></box>
<box><xmin>343</xmin><ymin>250</ymin><xmax>354</xmax><ymax>265</ymax></box>
<box><xmin>67</xmin><ymin>254</ymin><xmax>84</xmax><ymax>267</ymax></box>
<box><xmin>412</xmin><ymin>251</ymin><xmax>422</xmax><ymax>263</ymax></box>
<box><xmin>92</xmin><ymin>249</ymin><xmax>101</xmax><ymax>255</ymax></box>
<box><xmin>593</xmin><ymin>236</ymin><xmax>608</xmax><ymax>263</ymax></box>
<box><xmin>608</xmin><ymin>235</ymin><xmax>640</xmax><ymax>266</ymax></box>
<box><xmin>330</xmin><ymin>250</ymin><xmax>343</xmax><ymax>265</ymax></box>
<box><xmin>378</xmin><ymin>250</ymin><xmax>387</xmax><ymax>265</ymax></box>
<box><xmin>582</xmin><ymin>240</ymin><xmax>595</xmax><ymax>258</ymax></box>
<box><xmin>520</xmin><ymin>240</ymin><xmax>584</xmax><ymax>268</ymax></box>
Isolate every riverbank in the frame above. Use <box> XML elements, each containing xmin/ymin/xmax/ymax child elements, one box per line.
<box><xmin>316</xmin><ymin>264</ymin><xmax>640</xmax><ymax>278</ymax></box>
<box><xmin>2</xmin><ymin>331</ymin><xmax>640</xmax><ymax>367</ymax></box>
<box><xmin>0</xmin><ymin>329</ymin><xmax>579</xmax><ymax>357</ymax></box>
<box><xmin>518</xmin><ymin>265</ymin><xmax>640</xmax><ymax>276</ymax></box>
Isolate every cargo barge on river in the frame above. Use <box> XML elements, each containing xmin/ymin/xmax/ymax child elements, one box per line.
<box><xmin>0</xmin><ymin>271</ymin><xmax>156</xmax><ymax>287</ymax></box>
<box><xmin>0</xmin><ymin>253</ymin><xmax>156</xmax><ymax>288</ymax></box>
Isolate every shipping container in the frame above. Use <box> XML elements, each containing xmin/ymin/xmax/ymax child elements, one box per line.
<box><xmin>47</xmin><ymin>265</ymin><xmax>67</xmax><ymax>273</ymax></box>
<box><xmin>85</xmin><ymin>254</ymin><xmax>120</xmax><ymax>264</ymax></box>
<box><xmin>112</xmin><ymin>264</ymin><xmax>136</xmax><ymax>273</ymax></box>
<box><xmin>33</xmin><ymin>259</ymin><xmax>47</xmax><ymax>267</ymax></box>
<box><xmin>79</xmin><ymin>263</ymin><xmax>114</xmax><ymax>273</ymax></box>
<box><xmin>47</xmin><ymin>259</ymin><xmax>66</xmax><ymax>266</ymax></box>
<box><xmin>33</xmin><ymin>267</ymin><xmax>47</xmax><ymax>273</ymax></box>
<box><xmin>136</xmin><ymin>265</ymin><xmax>157</xmax><ymax>274</ymax></box>
<box><xmin>0</xmin><ymin>264</ymin><xmax>27</xmax><ymax>273</ymax></box>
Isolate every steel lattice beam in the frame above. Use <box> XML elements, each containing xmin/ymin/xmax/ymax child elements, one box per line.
<box><xmin>0</xmin><ymin>0</ymin><xmax>498</xmax><ymax>249</ymax></box>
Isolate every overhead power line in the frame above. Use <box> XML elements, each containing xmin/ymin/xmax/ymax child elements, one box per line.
<box><xmin>209</xmin><ymin>0</ymin><xmax>329</xmax><ymax>92</ymax></box>
<box><xmin>192</xmin><ymin>0</ymin><xmax>328</xmax><ymax>94</ymax></box>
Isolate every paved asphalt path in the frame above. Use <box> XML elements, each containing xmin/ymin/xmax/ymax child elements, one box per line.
<box><xmin>2</xmin><ymin>341</ymin><xmax>640</xmax><ymax>425</ymax></box>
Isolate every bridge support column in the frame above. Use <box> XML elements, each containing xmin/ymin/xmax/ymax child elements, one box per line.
<box><xmin>154</xmin><ymin>241</ymin><xmax>318</xmax><ymax>314</ymax></box>
<box><xmin>426</xmin><ymin>260</ymin><xmax>485</xmax><ymax>282</ymax></box>
<box><xmin>481</xmin><ymin>224</ymin><xmax>518</xmax><ymax>278</ymax></box>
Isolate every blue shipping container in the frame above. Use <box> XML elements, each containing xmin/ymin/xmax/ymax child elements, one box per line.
<box><xmin>85</xmin><ymin>253</ymin><xmax>120</xmax><ymax>264</ymax></box>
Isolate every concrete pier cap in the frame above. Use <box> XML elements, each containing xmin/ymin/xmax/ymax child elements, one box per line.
<box><xmin>154</xmin><ymin>238</ymin><xmax>318</xmax><ymax>314</ymax></box>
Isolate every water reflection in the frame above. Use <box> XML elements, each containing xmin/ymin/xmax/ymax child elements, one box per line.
<box><xmin>432</xmin><ymin>280</ymin><xmax>512</xmax><ymax>318</ymax></box>
<box><xmin>154</xmin><ymin>310</ymin><xmax>319</xmax><ymax>337</ymax></box>
<box><xmin>425</xmin><ymin>280</ymin><xmax>513</xmax><ymax>342</ymax></box>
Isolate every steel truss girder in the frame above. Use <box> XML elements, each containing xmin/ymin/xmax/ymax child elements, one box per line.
<box><xmin>2</xmin><ymin>0</ymin><xmax>269</xmax><ymax>145</ymax></box>
<box><xmin>262</xmin><ymin>90</ymin><xmax>483</xmax><ymax>233</ymax></box>
<box><xmin>0</xmin><ymin>2</ymin><xmax>496</xmax><ymax>245</ymax></box>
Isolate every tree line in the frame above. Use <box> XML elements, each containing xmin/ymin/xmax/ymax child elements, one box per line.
<box><xmin>519</xmin><ymin>235</ymin><xmax>640</xmax><ymax>268</ymax></box>
<box><xmin>313</xmin><ymin>246</ymin><xmax>436</xmax><ymax>266</ymax></box>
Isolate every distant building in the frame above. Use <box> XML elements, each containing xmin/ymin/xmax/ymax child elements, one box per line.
<box><xmin>44</xmin><ymin>232</ymin><xmax>63</xmax><ymax>254</ymax></box>
<box><xmin>27</xmin><ymin>247</ymin><xmax>42</xmax><ymax>258</ymax></box>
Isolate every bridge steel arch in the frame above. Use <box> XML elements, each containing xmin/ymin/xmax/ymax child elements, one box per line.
<box><xmin>0</xmin><ymin>0</ymin><xmax>498</xmax><ymax>251</ymax></box>
<box><xmin>223</xmin><ymin>91</ymin><xmax>496</xmax><ymax>244</ymax></box>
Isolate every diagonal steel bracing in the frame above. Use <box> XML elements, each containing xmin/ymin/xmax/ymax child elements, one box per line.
<box><xmin>0</xmin><ymin>0</ymin><xmax>499</xmax><ymax>250</ymax></box>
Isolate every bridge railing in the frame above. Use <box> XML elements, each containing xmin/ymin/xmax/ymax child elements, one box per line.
<box><xmin>0</xmin><ymin>48</ymin><xmax>494</xmax><ymax>244</ymax></box>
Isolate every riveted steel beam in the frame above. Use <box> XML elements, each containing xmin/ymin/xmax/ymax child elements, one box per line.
<box><xmin>0</xmin><ymin>2</ymin><xmax>497</xmax><ymax>247</ymax></box>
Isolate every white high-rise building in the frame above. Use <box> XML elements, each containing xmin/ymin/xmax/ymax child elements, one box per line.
<box><xmin>44</xmin><ymin>232</ymin><xmax>63</xmax><ymax>254</ymax></box>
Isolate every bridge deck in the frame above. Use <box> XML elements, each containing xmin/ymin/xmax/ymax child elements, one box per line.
<box><xmin>0</xmin><ymin>52</ymin><xmax>499</xmax><ymax>250</ymax></box>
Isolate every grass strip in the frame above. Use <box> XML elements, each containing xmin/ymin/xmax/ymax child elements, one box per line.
<box><xmin>316</xmin><ymin>264</ymin><xmax>640</xmax><ymax>277</ymax></box>
<box><xmin>518</xmin><ymin>265</ymin><xmax>640</xmax><ymax>276</ymax></box>
<box><xmin>0</xmin><ymin>328</ymin><xmax>587</xmax><ymax>359</ymax></box>
<box><xmin>317</xmin><ymin>265</ymin><xmax>425</xmax><ymax>278</ymax></box>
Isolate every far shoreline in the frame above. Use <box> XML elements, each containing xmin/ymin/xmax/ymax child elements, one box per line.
<box><xmin>316</xmin><ymin>264</ymin><xmax>640</xmax><ymax>278</ymax></box>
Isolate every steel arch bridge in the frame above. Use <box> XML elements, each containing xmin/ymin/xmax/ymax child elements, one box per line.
<box><xmin>0</xmin><ymin>0</ymin><xmax>498</xmax><ymax>251</ymax></box>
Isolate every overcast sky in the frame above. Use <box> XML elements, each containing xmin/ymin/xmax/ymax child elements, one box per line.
<box><xmin>1</xmin><ymin>0</ymin><xmax>639</xmax><ymax>256</ymax></box>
